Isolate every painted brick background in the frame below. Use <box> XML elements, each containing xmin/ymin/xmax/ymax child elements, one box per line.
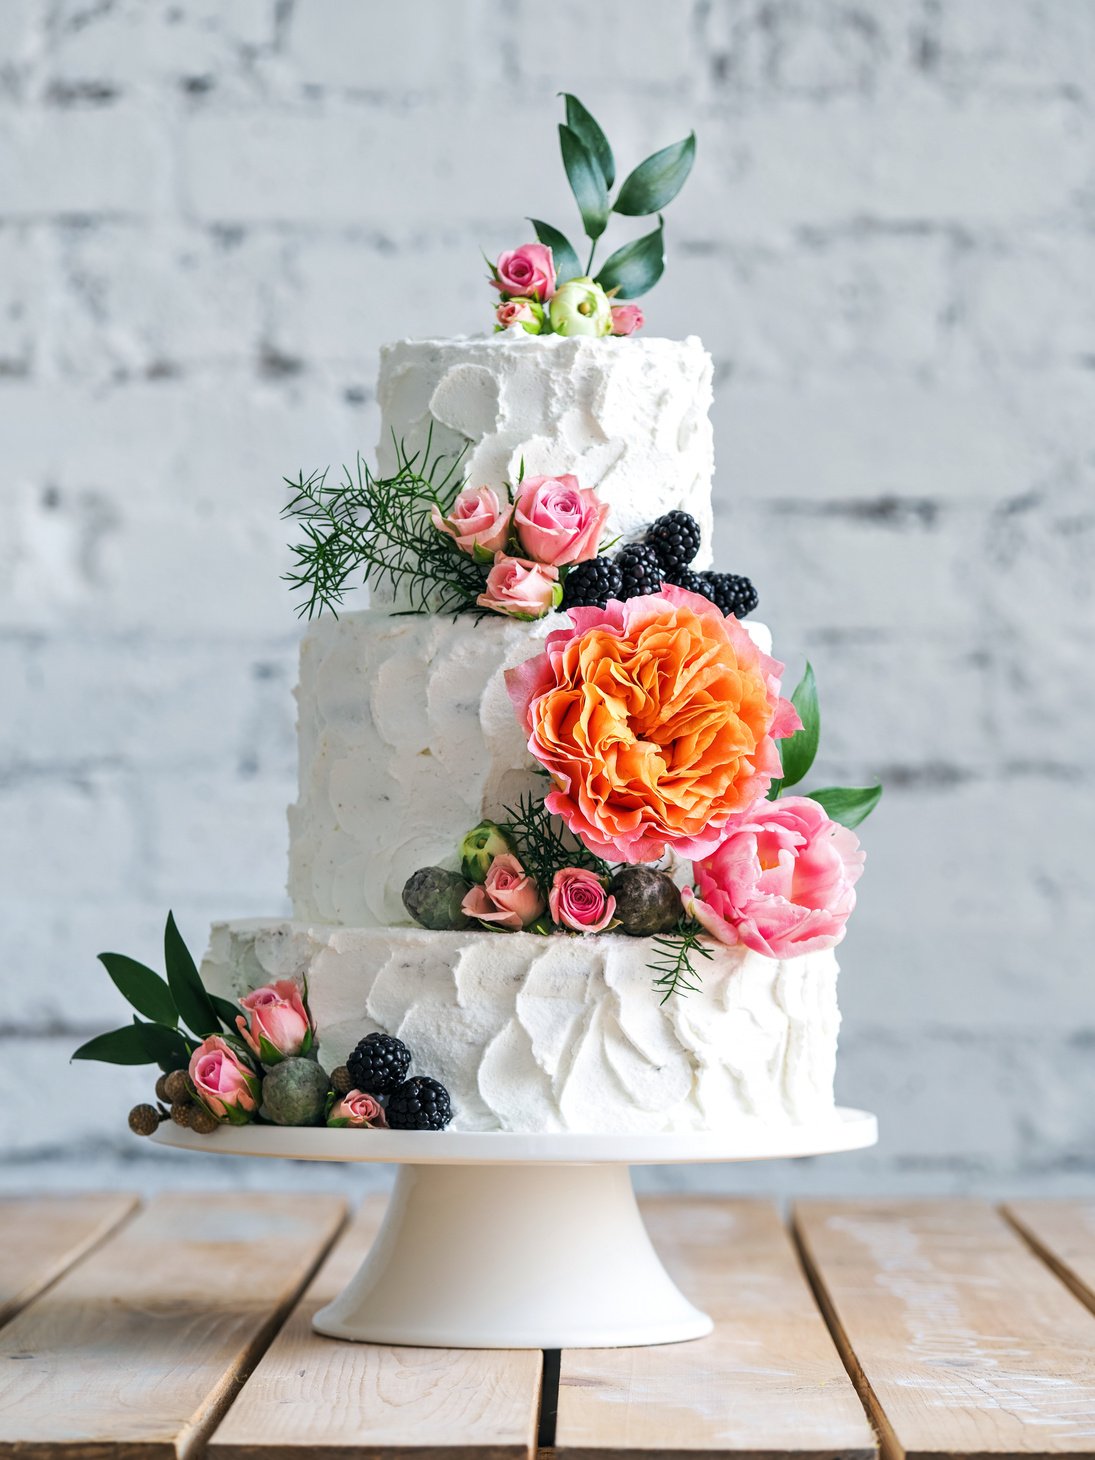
<box><xmin>1</xmin><ymin>0</ymin><xmax>1092</xmax><ymax>1197</ymax></box>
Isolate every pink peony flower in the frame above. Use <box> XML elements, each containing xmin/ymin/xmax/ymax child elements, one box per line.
<box><xmin>235</xmin><ymin>979</ymin><xmax>313</xmax><ymax>1064</ymax></box>
<box><xmin>495</xmin><ymin>298</ymin><xmax>544</xmax><ymax>335</ymax></box>
<box><xmin>432</xmin><ymin>485</ymin><xmax>513</xmax><ymax>558</ymax></box>
<box><xmin>610</xmin><ymin>303</ymin><xmax>644</xmax><ymax>336</ymax></box>
<box><xmin>477</xmin><ymin>554</ymin><xmax>561</xmax><ymax>620</ymax></box>
<box><xmin>550</xmin><ymin>867</ymin><xmax>616</xmax><ymax>933</ymax></box>
<box><xmin>328</xmin><ymin>1090</ymin><xmax>387</xmax><ymax>1128</ymax></box>
<box><xmin>684</xmin><ymin>796</ymin><xmax>865</xmax><ymax>959</ymax></box>
<box><xmin>462</xmin><ymin>853</ymin><xmax>546</xmax><ymax>930</ymax></box>
<box><xmin>188</xmin><ymin>1036</ymin><xmax>259</xmax><ymax>1121</ymax></box>
<box><xmin>505</xmin><ymin>586</ymin><xmax>800</xmax><ymax>864</ymax></box>
<box><xmin>513</xmin><ymin>474</ymin><xmax>610</xmax><ymax>567</ymax></box>
<box><xmin>492</xmin><ymin>243</ymin><xmax>555</xmax><ymax>301</ymax></box>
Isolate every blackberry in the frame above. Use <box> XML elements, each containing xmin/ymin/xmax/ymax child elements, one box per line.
<box><xmin>386</xmin><ymin>1076</ymin><xmax>453</xmax><ymax>1131</ymax></box>
<box><xmin>646</xmin><ymin>511</ymin><xmax>701</xmax><ymax>576</ymax></box>
<box><xmin>562</xmin><ymin>556</ymin><xmax>623</xmax><ymax>610</ymax></box>
<box><xmin>664</xmin><ymin>567</ymin><xmax>708</xmax><ymax>595</ymax></box>
<box><xmin>699</xmin><ymin>572</ymin><xmax>759</xmax><ymax>618</ymax></box>
<box><xmin>347</xmin><ymin>1032</ymin><xmax>411</xmax><ymax>1095</ymax></box>
<box><xmin>615</xmin><ymin>542</ymin><xmax>663</xmax><ymax>599</ymax></box>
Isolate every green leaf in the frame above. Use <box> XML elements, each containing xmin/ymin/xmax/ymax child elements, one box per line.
<box><xmin>528</xmin><ymin>218</ymin><xmax>582</xmax><ymax>286</ymax></box>
<box><xmin>779</xmin><ymin>663</ymin><xmax>820</xmax><ymax>790</ymax></box>
<box><xmin>562</xmin><ymin>93</ymin><xmax>615</xmax><ymax>189</ymax></box>
<box><xmin>98</xmin><ymin>952</ymin><xmax>177</xmax><ymax>1026</ymax></box>
<box><xmin>72</xmin><ymin>1024</ymin><xmax>158</xmax><ymax>1066</ymax></box>
<box><xmin>559</xmin><ymin>124</ymin><xmax>609</xmax><ymax>240</ymax></box>
<box><xmin>132</xmin><ymin>1018</ymin><xmax>193</xmax><ymax>1073</ymax></box>
<box><xmin>614</xmin><ymin>131</ymin><xmax>696</xmax><ymax>216</ymax></box>
<box><xmin>163</xmin><ymin>911</ymin><xmax>219</xmax><ymax>1038</ymax></box>
<box><xmin>808</xmin><ymin>785</ymin><xmax>883</xmax><ymax>829</ymax></box>
<box><xmin>594</xmin><ymin>216</ymin><xmax>665</xmax><ymax>300</ymax></box>
<box><xmin>210</xmin><ymin>994</ymin><xmax>242</xmax><ymax>1032</ymax></box>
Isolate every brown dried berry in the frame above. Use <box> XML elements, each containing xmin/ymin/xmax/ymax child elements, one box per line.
<box><xmin>330</xmin><ymin>1065</ymin><xmax>354</xmax><ymax>1095</ymax></box>
<box><xmin>170</xmin><ymin>1102</ymin><xmax>195</xmax><ymax>1128</ymax></box>
<box><xmin>128</xmin><ymin>1103</ymin><xmax>162</xmax><ymax>1137</ymax></box>
<box><xmin>154</xmin><ymin>1072</ymin><xmax>171</xmax><ymax>1103</ymax></box>
<box><xmin>164</xmin><ymin>1069</ymin><xmax>192</xmax><ymax>1105</ymax></box>
<box><xmin>189</xmin><ymin>1106</ymin><xmax>220</xmax><ymax>1136</ymax></box>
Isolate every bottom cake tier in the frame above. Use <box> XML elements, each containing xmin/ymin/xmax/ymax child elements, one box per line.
<box><xmin>201</xmin><ymin>920</ymin><xmax>841</xmax><ymax>1134</ymax></box>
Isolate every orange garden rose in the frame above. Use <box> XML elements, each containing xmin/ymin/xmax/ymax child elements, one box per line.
<box><xmin>505</xmin><ymin>586</ymin><xmax>800</xmax><ymax>863</ymax></box>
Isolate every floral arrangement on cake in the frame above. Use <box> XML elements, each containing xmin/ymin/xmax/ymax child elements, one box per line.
<box><xmin>487</xmin><ymin>94</ymin><xmax>695</xmax><ymax>338</ymax></box>
<box><xmin>401</xmin><ymin>580</ymin><xmax>880</xmax><ymax>998</ymax></box>
<box><xmin>72</xmin><ymin>913</ymin><xmax>454</xmax><ymax>1137</ymax></box>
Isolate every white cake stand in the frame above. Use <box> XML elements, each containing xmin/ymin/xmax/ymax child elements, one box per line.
<box><xmin>152</xmin><ymin>1109</ymin><xmax>876</xmax><ymax>1349</ymax></box>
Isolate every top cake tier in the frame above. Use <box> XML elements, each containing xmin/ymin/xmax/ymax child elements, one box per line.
<box><xmin>373</xmin><ymin>334</ymin><xmax>714</xmax><ymax>606</ymax></box>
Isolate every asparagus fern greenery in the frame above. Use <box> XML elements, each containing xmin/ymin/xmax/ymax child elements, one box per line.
<box><xmin>767</xmin><ymin>661</ymin><xmax>882</xmax><ymax>828</ymax></box>
<box><xmin>532</xmin><ymin>93</ymin><xmax>696</xmax><ymax>298</ymax></box>
<box><xmin>72</xmin><ymin>912</ymin><xmax>239</xmax><ymax>1071</ymax></box>
<box><xmin>282</xmin><ymin>433</ymin><xmax>478</xmax><ymax>619</ymax></box>
<box><xmin>501</xmin><ymin>792</ymin><xmax>611</xmax><ymax>891</ymax></box>
<box><xmin>650</xmin><ymin>921</ymin><xmax>715</xmax><ymax>1004</ymax></box>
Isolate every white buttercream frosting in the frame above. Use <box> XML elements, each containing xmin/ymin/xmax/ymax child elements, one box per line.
<box><xmin>202</xmin><ymin>920</ymin><xmax>840</xmax><ymax>1135</ymax></box>
<box><xmin>373</xmin><ymin>334</ymin><xmax>715</xmax><ymax>606</ymax></box>
<box><xmin>287</xmin><ymin>610</ymin><xmax>773</xmax><ymax>928</ymax></box>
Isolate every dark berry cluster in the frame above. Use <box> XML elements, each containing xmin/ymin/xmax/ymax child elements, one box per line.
<box><xmin>561</xmin><ymin>510</ymin><xmax>759</xmax><ymax>620</ymax></box>
<box><xmin>344</xmin><ymin>1032</ymin><xmax>453</xmax><ymax>1131</ymax></box>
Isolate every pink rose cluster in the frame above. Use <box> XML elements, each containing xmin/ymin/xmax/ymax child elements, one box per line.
<box><xmin>431</xmin><ymin>473</ymin><xmax>610</xmax><ymax>622</ymax></box>
<box><xmin>459</xmin><ymin>842</ymin><xmax>615</xmax><ymax>937</ymax></box>
<box><xmin>491</xmin><ymin>243</ymin><xmax>644</xmax><ymax>337</ymax></box>
<box><xmin>684</xmin><ymin>796</ymin><xmax>865</xmax><ymax>960</ymax></box>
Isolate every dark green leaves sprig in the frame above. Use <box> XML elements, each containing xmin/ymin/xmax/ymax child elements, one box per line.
<box><xmin>73</xmin><ymin>912</ymin><xmax>240</xmax><ymax>1073</ymax></box>
<box><xmin>530</xmin><ymin>93</ymin><xmax>696</xmax><ymax>298</ymax></box>
<box><xmin>768</xmin><ymin>662</ymin><xmax>882</xmax><ymax>827</ymax></box>
<box><xmin>282</xmin><ymin>433</ymin><xmax>482</xmax><ymax>619</ymax></box>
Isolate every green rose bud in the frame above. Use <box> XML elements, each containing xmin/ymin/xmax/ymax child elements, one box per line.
<box><xmin>548</xmin><ymin>277</ymin><xmax>613</xmax><ymax>338</ymax></box>
<box><xmin>260</xmin><ymin>1056</ymin><xmax>330</xmax><ymax>1127</ymax></box>
<box><xmin>402</xmin><ymin>866</ymin><xmax>474</xmax><ymax>930</ymax></box>
<box><xmin>460</xmin><ymin>820</ymin><xmax>517</xmax><ymax>883</ymax></box>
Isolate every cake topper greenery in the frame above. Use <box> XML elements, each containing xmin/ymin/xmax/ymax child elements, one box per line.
<box><xmin>488</xmin><ymin>93</ymin><xmax>696</xmax><ymax>337</ymax></box>
<box><xmin>402</xmin><ymin>593</ymin><xmax>881</xmax><ymax>1001</ymax></box>
<box><xmin>72</xmin><ymin>911</ymin><xmax>454</xmax><ymax>1135</ymax></box>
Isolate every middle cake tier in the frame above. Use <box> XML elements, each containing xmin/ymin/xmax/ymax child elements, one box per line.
<box><xmin>287</xmin><ymin>609</ymin><xmax>774</xmax><ymax>929</ymax></box>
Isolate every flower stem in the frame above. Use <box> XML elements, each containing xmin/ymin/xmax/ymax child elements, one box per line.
<box><xmin>585</xmin><ymin>240</ymin><xmax>597</xmax><ymax>275</ymax></box>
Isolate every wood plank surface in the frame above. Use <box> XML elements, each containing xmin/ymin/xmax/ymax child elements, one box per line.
<box><xmin>555</xmin><ymin>1198</ymin><xmax>877</xmax><ymax>1460</ymax></box>
<box><xmin>0</xmin><ymin>1191</ymin><xmax>346</xmax><ymax>1460</ymax></box>
<box><xmin>208</xmin><ymin>1196</ymin><xmax>543</xmax><ymax>1460</ymax></box>
<box><xmin>1005</xmin><ymin>1200</ymin><xmax>1095</xmax><ymax>1315</ymax></box>
<box><xmin>795</xmin><ymin>1199</ymin><xmax>1095</xmax><ymax>1459</ymax></box>
<box><xmin>0</xmin><ymin>1194</ymin><xmax>138</xmax><ymax>1330</ymax></box>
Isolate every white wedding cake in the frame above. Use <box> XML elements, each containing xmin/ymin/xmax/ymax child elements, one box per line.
<box><xmin>202</xmin><ymin>333</ymin><xmax>847</xmax><ymax>1135</ymax></box>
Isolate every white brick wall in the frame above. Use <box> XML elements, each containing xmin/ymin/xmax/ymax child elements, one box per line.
<box><xmin>1</xmin><ymin>0</ymin><xmax>1092</xmax><ymax>1197</ymax></box>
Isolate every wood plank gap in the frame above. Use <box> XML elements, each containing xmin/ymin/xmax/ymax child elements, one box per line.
<box><xmin>538</xmin><ymin>1351</ymin><xmax>561</xmax><ymax>1451</ymax></box>
<box><xmin>1002</xmin><ymin>1201</ymin><xmax>1095</xmax><ymax>1318</ymax></box>
<box><xmin>789</xmin><ymin>1207</ymin><xmax>897</xmax><ymax>1460</ymax></box>
<box><xmin>0</xmin><ymin>1194</ymin><xmax>141</xmax><ymax>1331</ymax></box>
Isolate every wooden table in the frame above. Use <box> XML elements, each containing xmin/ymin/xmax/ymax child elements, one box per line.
<box><xmin>1</xmin><ymin>1193</ymin><xmax>1094</xmax><ymax>1459</ymax></box>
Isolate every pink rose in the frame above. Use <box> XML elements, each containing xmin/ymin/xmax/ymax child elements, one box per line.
<box><xmin>492</xmin><ymin>243</ymin><xmax>555</xmax><ymax>301</ymax></box>
<box><xmin>188</xmin><ymin>1035</ymin><xmax>259</xmax><ymax>1122</ymax></box>
<box><xmin>432</xmin><ymin>485</ymin><xmax>513</xmax><ymax>558</ymax></box>
<box><xmin>549</xmin><ymin>867</ymin><xmax>616</xmax><ymax>933</ymax></box>
<box><xmin>513</xmin><ymin>474</ymin><xmax>610</xmax><ymax>567</ymax></box>
<box><xmin>610</xmin><ymin>303</ymin><xmax>644</xmax><ymax>336</ymax></box>
<box><xmin>477</xmin><ymin>554</ymin><xmax>561</xmax><ymax>620</ymax></box>
<box><xmin>462</xmin><ymin>853</ymin><xmax>546</xmax><ymax>930</ymax></box>
<box><xmin>235</xmin><ymin>979</ymin><xmax>313</xmax><ymax>1064</ymax></box>
<box><xmin>495</xmin><ymin>298</ymin><xmax>545</xmax><ymax>335</ymax></box>
<box><xmin>684</xmin><ymin>796</ymin><xmax>865</xmax><ymax>959</ymax></box>
<box><xmin>328</xmin><ymin>1090</ymin><xmax>387</xmax><ymax>1129</ymax></box>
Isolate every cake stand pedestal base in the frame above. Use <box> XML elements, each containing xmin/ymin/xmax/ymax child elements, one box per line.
<box><xmin>312</xmin><ymin>1161</ymin><xmax>710</xmax><ymax>1349</ymax></box>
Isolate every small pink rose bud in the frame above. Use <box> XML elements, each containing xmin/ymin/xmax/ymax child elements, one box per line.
<box><xmin>477</xmin><ymin>554</ymin><xmax>561</xmax><ymax>620</ymax></box>
<box><xmin>462</xmin><ymin>853</ymin><xmax>546</xmax><ymax>930</ymax></box>
<box><xmin>328</xmin><ymin>1090</ymin><xmax>387</xmax><ymax>1128</ymax></box>
<box><xmin>188</xmin><ymin>1036</ymin><xmax>259</xmax><ymax>1122</ymax></box>
<box><xmin>431</xmin><ymin>485</ymin><xmax>513</xmax><ymax>558</ymax></box>
<box><xmin>513</xmin><ymin>474</ymin><xmax>610</xmax><ymax>568</ymax></box>
<box><xmin>492</xmin><ymin>243</ymin><xmax>556</xmax><ymax>301</ymax></box>
<box><xmin>610</xmin><ymin>303</ymin><xmax>644</xmax><ymax>336</ymax></box>
<box><xmin>235</xmin><ymin>979</ymin><xmax>313</xmax><ymax>1064</ymax></box>
<box><xmin>549</xmin><ymin>867</ymin><xmax>616</xmax><ymax>933</ymax></box>
<box><xmin>495</xmin><ymin>297</ymin><xmax>545</xmax><ymax>335</ymax></box>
